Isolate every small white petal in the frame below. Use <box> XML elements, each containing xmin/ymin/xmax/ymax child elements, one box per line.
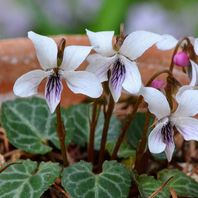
<box><xmin>194</xmin><ymin>38</ymin><xmax>198</xmax><ymax>55</ymax></box>
<box><xmin>174</xmin><ymin>89</ymin><xmax>198</xmax><ymax>117</ymax></box>
<box><xmin>172</xmin><ymin>117</ymin><xmax>198</xmax><ymax>141</ymax></box>
<box><xmin>13</xmin><ymin>70</ymin><xmax>50</xmax><ymax>97</ymax></box>
<box><xmin>45</xmin><ymin>75</ymin><xmax>63</xmax><ymax>113</ymax></box>
<box><xmin>175</xmin><ymin>85</ymin><xmax>193</xmax><ymax>103</ymax></box>
<box><xmin>156</xmin><ymin>34</ymin><xmax>178</xmax><ymax>50</ymax></box>
<box><xmin>63</xmin><ymin>71</ymin><xmax>103</xmax><ymax>98</ymax></box>
<box><xmin>140</xmin><ymin>87</ymin><xmax>171</xmax><ymax>119</ymax></box>
<box><xmin>148</xmin><ymin>122</ymin><xmax>166</xmax><ymax>154</ymax></box>
<box><xmin>120</xmin><ymin>31</ymin><xmax>161</xmax><ymax>60</ymax></box>
<box><xmin>190</xmin><ymin>60</ymin><xmax>198</xmax><ymax>86</ymax></box>
<box><xmin>86</xmin><ymin>29</ymin><xmax>115</xmax><ymax>56</ymax></box>
<box><xmin>28</xmin><ymin>31</ymin><xmax>57</xmax><ymax>70</ymax></box>
<box><xmin>60</xmin><ymin>45</ymin><xmax>92</xmax><ymax>71</ymax></box>
<box><xmin>120</xmin><ymin>56</ymin><xmax>142</xmax><ymax>94</ymax></box>
<box><xmin>165</xmin><ymin>141</ymin><xmax>175</xmax><ymax>162</ymax></box>
<box><xmin>86</xmin><ymin>54</ymin><xmax>116</xmax><ymax>82</ymax></box>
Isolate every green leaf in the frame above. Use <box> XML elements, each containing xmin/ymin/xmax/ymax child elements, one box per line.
<box><xmin>137</xmin><ymin>169</ymin><xmax>198</xmax><ymax>198</ymax></box>
<box><xmin>0</xmin><ymin>160</ymin><xmax>61</xmax><ymax>198</ymax></box>
<box><xmin>1</xmin><ymin>98</ymin><xmax>120</xmax><ymax>154</ymax></box>
<box><xmin>126</xmin><ymin>112</ymin><xmax>153</xmax><ymax>149</ymax></box>
<box><xmin>63</xmin><ymin>104</ymin><xmax>121</xmax><ymax>150</ymax></box>
<box><xmin>158</xmin><ymin>169</ymin><xmax>198</xmax><ymax>197</ymax></box>
<box><xmin>106</xmin><ymin>141</ymin><xmax>136</xmax><ymax>159</ymax></box>
<box><xmin>61</xmin><ymin>160</ymin><xmax>131</xmax><ymax>198</ymax></box>
<box><xmin>136</xmin><ymin>175</ymin><xmax>169</xmax><ymax>198</ymax></box>
<box><xmin>1</xmin><ymin>97</ymin><xmax>59</xmax><ymax>154</ymax></box>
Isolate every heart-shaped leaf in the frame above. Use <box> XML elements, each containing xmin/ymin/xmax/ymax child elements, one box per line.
<box><xmin>0</xmin><ymin>160</ymin><xmax>61</xmax><ymax>198</ymax></box>
<box><xmin>136</xmin><ymin>169</ymin><xmax>198</xmax><ymax>198</ymax></box>
<box><xmin>1</xmin><ymin>98</ymin><xmax>120</xmax><ymax>154</ymax></box>
<box><xmin>158</xmin><ymin>169</ymin><xmax>198</xmax><ymax>197</ymax></box>
<box><xmin>136</xmin><ymin>175</ymin><xmax>169</xmax><ymax>198</ymax></box>
<box><xmin>61</xmin><ymin>160</ymin><xmax>131</xmax><ymax>198</ymax></box>
<box><xmin>1</xmin><ymin>97</ymin><xmax>59</xmax><ymax>154</ymax></box>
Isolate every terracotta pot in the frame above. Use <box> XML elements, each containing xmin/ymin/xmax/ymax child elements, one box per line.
<box><xmin>0</xmin><ymin>35</ymin><xmax>188</xmax><ymax>106</ymax></box>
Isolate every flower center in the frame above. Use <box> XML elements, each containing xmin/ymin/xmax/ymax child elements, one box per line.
<box><xmin>110</xmin><ymin>58</ymin><xmax>126</xmax><ymax>90</ymax></box>
<box><xmin>161</xmin><ymin>120</ymin><xmax>173</xmax><ymax>144</ymax></box>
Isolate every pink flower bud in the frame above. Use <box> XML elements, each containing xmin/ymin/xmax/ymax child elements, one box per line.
<box><xmin>173</xmin><ymin>51</ymin><xmax>190</xmax><ymax>67</ymax></box>
<box><xmin>151</xmin><ymin>80</ymin><xmax>165</xmax><ymax>89</ymax></box>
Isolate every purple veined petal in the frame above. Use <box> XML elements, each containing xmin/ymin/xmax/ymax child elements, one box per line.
<box><xmin>161</xmin><ymin>120</ymin><xmax>174</xmax><ymax>145</ymax></box>
<box><xmin>172</xmin><ymin>116</ymin><xmax>198</xmax><ymax>141</ymax></box>
<box><xmin>120</xmin><ymin>55</ymin><xmax>142</xmax><ymax>94</ymax></box>
<box><xmin>86</xmin><ymin>54</ymin><xmax>116</xmax><ymax>82</ymax></box>
<box><xmin>148</xmin><ymin>122</ymin><xmax>166</xmax><ymax>154</ymax></box>
<box><xmin>45</xmin><ymin>73</ymin><xmax>63</xmax><ymax>113</ymax></box>
<box><xmin>109</xmin><ymin>58</ymin><xmax>126</xmax><ymax>102</ymax></box>
<box><xmin>165</xmin><ymin>140</ymin><xmax>175</xmax><ymax>162</ymax></box>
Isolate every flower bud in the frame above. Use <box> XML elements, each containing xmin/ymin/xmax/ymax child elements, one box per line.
<box><xmin>173</xmin><ymin>51</ymin><xmax>190</xmax><ymax>67</ymax></box>
<box><xmin>151</xmin><ymin>79</ymin><xmax>165</xmax><ymax>89</ymax></box>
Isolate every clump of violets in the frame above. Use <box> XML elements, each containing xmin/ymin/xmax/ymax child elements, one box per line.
<box><xmin>12</xmin><ymin>30</ymin><xmax>198</xmax><ymax>164</ymax></box>
<box><xmin>13</xmin><ymin>32</ymin><xmax>103</xmax><ymax>113</ymax></box>
<box><xmin>3</xmin><ymin>26</ymin><xmax>198</xmax><ymax>198</ymax></box>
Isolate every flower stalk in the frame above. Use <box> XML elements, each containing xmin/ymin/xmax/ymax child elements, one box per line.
<box><xmin>111</xmin><ymin>95</ymin><xmax>143</xmax><ymax>160</ymax></box>
<box><xmin>134</xmin><ymin>110</ymin><xmax>152</xmax><ymax>173</ymax></box>
<box><xmin>98</xmin><ymin>95</ymin><xmax>115</xmax><ymax>171</ymax></box>
<box><xmin>166</xmin><ymin>37</ymin><xmax>192</xmax><ymax>109</ymax></box>
<box><xmin>55</xmin><ymin>103</ymin><xmax>68</xmax><ymax>166</ymax></box>
<box><xmin>55</xmin><ymin>38</ymin><xmax>68</xmax><ymax>167</ymax></box>
<box><xmin>88</xmin><ymin>101</ymin><xmax>100</xmax><ymax>163</ymax></box>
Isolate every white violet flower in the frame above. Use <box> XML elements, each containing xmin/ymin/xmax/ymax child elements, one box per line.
<box><xmin>13</xmin><ymin>31</ymin><xmax>103</xmax><ymax>113</ymax></box>
<box><xmin>86</xmin><ymin>29</ymin><xmax>165</xmax><ymax>102</ymax></box>
<box><xmin>140</xmin><ymin>86</ymin><xmax>198</xmax><ymax>161</ymax></box>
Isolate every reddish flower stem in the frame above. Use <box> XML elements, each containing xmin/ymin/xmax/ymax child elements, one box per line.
<box><xmin>88</xmin><ymin>101</ymin><xmax>100</xmax><ymax>163</ymax></box>
<box><xmin>56</xmin><ymin>103</ymin><xmax>68</xmax><ymax>167</ymax></box>
<box><xmin>134</xmin><ymin>110</ymin><xmax>151</xmax><ymax>173</ymax></box>
<box><xmin>98</xmin><ymin>95</ymin><xmax>115</xmax><ymax>171</ymax></box>
<box><xmin>166</xmin><ymin>37</ymin><xmax>191</xmax><ymax>109</ymax></box>
<box><xmin>111</xmin><ymin>95</ymin><xmax>143</xmax><ymax>160</ymax></box>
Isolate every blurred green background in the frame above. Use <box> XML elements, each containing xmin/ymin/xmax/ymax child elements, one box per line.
<box><xmin>0</xmin><ymin>0</ymin><xmax>198</xmax><ymax>39</ymax></box>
